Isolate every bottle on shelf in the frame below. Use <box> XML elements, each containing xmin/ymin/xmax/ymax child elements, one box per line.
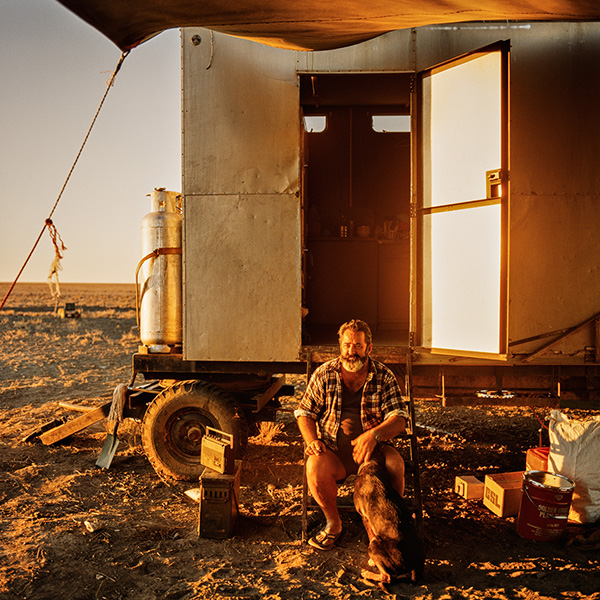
<box><xmin>339</xmin><ymin>213</ymin><xmax>348</xmax><ymax>238</ymax></box>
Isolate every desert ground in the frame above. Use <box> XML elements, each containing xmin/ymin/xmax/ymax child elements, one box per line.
<box><xmin>1</xmin><ymin>282</ymin><xmax>599</xmax><ymax>600</ymax></box>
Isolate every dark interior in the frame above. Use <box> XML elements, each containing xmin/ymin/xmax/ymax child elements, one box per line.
<box><xmin>300</xmin><ymin>73</ymin><xmax>412</xmax><ymax>346</ymax></box>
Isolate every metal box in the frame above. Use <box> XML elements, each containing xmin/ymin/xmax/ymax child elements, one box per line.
<box><xmin>199</xmin><ymin>460</ymin><xmax>242</xmax><ymax>539</ymax></box>
<box><xmin>200</xmin><ymin>427</ymin><xmax>235</xmax><ymax>474</ymax></box>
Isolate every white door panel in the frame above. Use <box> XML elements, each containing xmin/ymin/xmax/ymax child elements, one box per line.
<box><xmin>418</xmin><ymin>42</ymin><xmax>509</xmax><ymax>357</ymax></box>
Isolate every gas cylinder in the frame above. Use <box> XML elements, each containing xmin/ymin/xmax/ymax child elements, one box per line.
<box><xmin>139</xmin><ymin>188</ymin><xmax>182</xmax><ymax>351</ymax></box>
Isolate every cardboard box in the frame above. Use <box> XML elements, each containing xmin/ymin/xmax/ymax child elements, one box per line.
<box><xmin>525</xmin><ymin>447</ymin><xmax>549</xmax><ymax>472</ymax></box>
<box><xmin>483</xmin><ymin>471</ymin><xmax>524</xmax><ymax>517</ymax></box>
<box><xmin>455</xmin><ymin>475</ymin><xmax>484</xmax><ymax>499</ymax></box>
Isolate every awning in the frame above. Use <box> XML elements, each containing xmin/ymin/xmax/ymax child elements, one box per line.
<box><xmin>56</xmin><ymin>0</ymin><xmax>600</xmax><ymax>51</ymax></box>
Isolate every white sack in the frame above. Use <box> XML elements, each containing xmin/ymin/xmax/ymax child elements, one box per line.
<box><xmin>548</xmin><ymin>410</ymin><xmax>600</xmax><ymax>524</ymax></box>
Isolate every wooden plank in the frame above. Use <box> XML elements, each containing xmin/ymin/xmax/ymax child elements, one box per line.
<box><xmin>40</xmin><ymin>402</ymin><xmax>111</xmax><ymax>445</ymax></box>
<box><xmin>58</xmin><ymin>401</ymin><xmax>108</xmax><ymax>412</ymax></box>
<box><xmin>21</xmin><ymin>418</ymin><xmax>67</xmax><ymax>444</ymax></box>
<box><xmin>252</xmin><ymin>376</ymin><xmax>285</xmax><ymax>414</ymax></box>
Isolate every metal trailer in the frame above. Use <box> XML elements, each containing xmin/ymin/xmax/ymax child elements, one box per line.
<box><xmin>115</xmin><ymin>21</ymin><xmax>600</xmax><ymax>483</ymax></box>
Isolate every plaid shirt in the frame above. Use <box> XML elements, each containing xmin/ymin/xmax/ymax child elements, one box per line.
<box><xmin>295</xmin><ymin>357</ymin><xmax>408</xmax><ymax>450</ymax></box>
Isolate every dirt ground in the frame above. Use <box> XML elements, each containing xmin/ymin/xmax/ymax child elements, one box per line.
<box><xmin>1</xmin><ymin>282</ymin><xmax>599</xmax><ymax>600</ymax></box>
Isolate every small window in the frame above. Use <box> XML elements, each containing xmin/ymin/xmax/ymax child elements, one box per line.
<box><xmin>303</xmin><ymin>115</ymin><xmax>327</xmax><ymax>133</ymax></box>
<box><xmin>372</xmin><ymin>115</ymin><xmax>411</xmax><ymax>133</ymax></box>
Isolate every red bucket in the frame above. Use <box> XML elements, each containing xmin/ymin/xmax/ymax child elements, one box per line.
<box><xmin>517</xmin><ymin>470</ymin><xmax>575</xmax><ymax>541</ymax></box>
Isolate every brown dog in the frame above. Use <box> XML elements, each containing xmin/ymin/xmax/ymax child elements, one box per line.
<box><xmin>353</xmin><ymin>458</ymin><xmax>425</xmax><ymax>586</ymax></box>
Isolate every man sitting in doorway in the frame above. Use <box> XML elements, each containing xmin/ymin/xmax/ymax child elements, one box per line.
<box><xmin>295</xmin><ymin>319</ymin><xmax>408</xmax><ymax>551</ymax></box>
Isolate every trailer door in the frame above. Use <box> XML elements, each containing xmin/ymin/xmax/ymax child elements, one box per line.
<box><xmin>182</xmin><ymin>30</ymin><xmax>301</xmax><ymax>362</ymax></box>
<box><xmin>417</xmin><ymin>42</ymin><xmax>509</xmax><ymax>358</ymax></box>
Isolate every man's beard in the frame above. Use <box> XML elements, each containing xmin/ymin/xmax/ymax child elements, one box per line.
<box><xmin>341</xmin><ymin>354</ymin><xmax>368</xmax><ymax>373</ymax></box>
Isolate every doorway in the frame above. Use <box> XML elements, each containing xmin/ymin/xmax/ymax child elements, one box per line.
<box><xmin>300</xmin><ymin>73</ymin><xmax>412</xmax><ymax>345</ymax></box>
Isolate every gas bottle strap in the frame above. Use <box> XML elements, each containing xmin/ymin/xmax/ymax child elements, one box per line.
<box><xmin>134</xmin><ymin>247</ymin><xmax>183</xmax><ymax>329</ymax></box>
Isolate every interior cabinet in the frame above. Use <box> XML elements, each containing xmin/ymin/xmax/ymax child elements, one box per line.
<box><xmin>306</xmin><ymin>238</ymin><xmax>378</xmax><ymax>325</ymax></box>
<box><xmin>305</xmin><ymin>237</ymin><xmax>409</xmax><ymax>333</ymax></box>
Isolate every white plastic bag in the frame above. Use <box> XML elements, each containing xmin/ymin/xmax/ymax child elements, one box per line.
<box><xmin>548</xmin><ymin>410</ymin><xmax>600</xmax><ymax>524</ymax></box>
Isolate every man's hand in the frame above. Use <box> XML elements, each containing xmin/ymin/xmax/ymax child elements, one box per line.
<box><xmin>305</xmin><ymin>439</ymin><xmax>326</xmax><ymax>455</ymax></box>
<box><xmin>351</xmin><ymin>430</ymin><xmax>378</xmax><ymax>464</ymax></box>
<box><xmin>298</xmin><ymin>415</ymin><xmax>327</xmax><ymax>456</ymax></box>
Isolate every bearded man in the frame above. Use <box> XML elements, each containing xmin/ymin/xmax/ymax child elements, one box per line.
<box><xmin>295</xmin><ymin>319</ymin><xmax>408</xmax><ymax>550</ymax></box>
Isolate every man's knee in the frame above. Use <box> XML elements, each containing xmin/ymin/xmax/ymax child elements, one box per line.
<box><xmin>381</xmin><ymin>445</ymin><xmax>402</xmax><ymax>463</ymax></box>
<box><xmin>381</xmin><ymin>445</ymin><xmax>404</xmax><ymax>468</ymax></box>
<box><xmin>305</xmin><ymin>454</ymin><xmax>323</xmax><ymax>483</ymax></box>
<box><xmin>380</xmin><ymin>445</ymin><xmax>405</xmax><ymax>495</ymax></box>
<box><xmin>306</xmin><ymin>450</ymin><xmax>346</xmax><ymax>484</ymax></box>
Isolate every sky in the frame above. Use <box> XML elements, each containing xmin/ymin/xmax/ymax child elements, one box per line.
<box><xmin>0</xmin><ymin>1</ymin><xmax>181</xmax><ymax>284</ymax></box>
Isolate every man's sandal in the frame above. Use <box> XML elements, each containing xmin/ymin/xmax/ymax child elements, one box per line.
<box><xmin>308</xmin><ymin>529</ymin><xmax>341</xmax><ymax>551</ymax></box>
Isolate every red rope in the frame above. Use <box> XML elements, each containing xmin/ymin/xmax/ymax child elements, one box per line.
<box><xmin>531</xmin><ymin>406</ymin><xmax>550</xmax><ymax>448</ymax></box>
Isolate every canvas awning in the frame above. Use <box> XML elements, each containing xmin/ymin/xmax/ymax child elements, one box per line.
<box><xmin>56</xmin><ymin>0</ymin><xmax>600</xmax><ymax>51</ymax></box>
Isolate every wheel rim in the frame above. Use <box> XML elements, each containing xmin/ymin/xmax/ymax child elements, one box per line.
<box><xmin>163</xmin><ymin>407</ymin><xmax>217</xmax><ymax>462</ymax></box>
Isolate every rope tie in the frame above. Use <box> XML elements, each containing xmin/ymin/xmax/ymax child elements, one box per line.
<box><xmin>108</xmin><ymin>383</ymin><xmax>129</xmax><ymax>423</ymax></box>
<box><xmin>46</xmin><ymin>219</ymin><xmax>67</xmax><ymax>306</ymax></box>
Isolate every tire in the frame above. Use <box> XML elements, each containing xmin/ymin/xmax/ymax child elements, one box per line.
<box><xmin>141</xmin><ymin>380</ymin><xmax>248</xmax><ymax>481</ymax></box>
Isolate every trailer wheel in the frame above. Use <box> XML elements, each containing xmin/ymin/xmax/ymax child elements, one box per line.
<box><xmin>141</xmin><ymin>380</ymin><xmax>248</xmax><ymax>481</ymax></box>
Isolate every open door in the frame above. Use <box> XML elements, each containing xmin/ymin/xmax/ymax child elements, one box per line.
<box><xmin>417</xmin><ymin>42</ymin><xmax>509</xmax><ymax>358</ymax></box>
<box><xmin>182</xmin><ymin>30</ymin><xmax>302</xmax><ymax>362</ymax></box>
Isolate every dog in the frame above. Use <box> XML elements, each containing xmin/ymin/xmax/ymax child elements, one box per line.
<box><xmin>353</xmin><ymin>457</ymin><xmax>425</xmax><ymax>586</ymax></box>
